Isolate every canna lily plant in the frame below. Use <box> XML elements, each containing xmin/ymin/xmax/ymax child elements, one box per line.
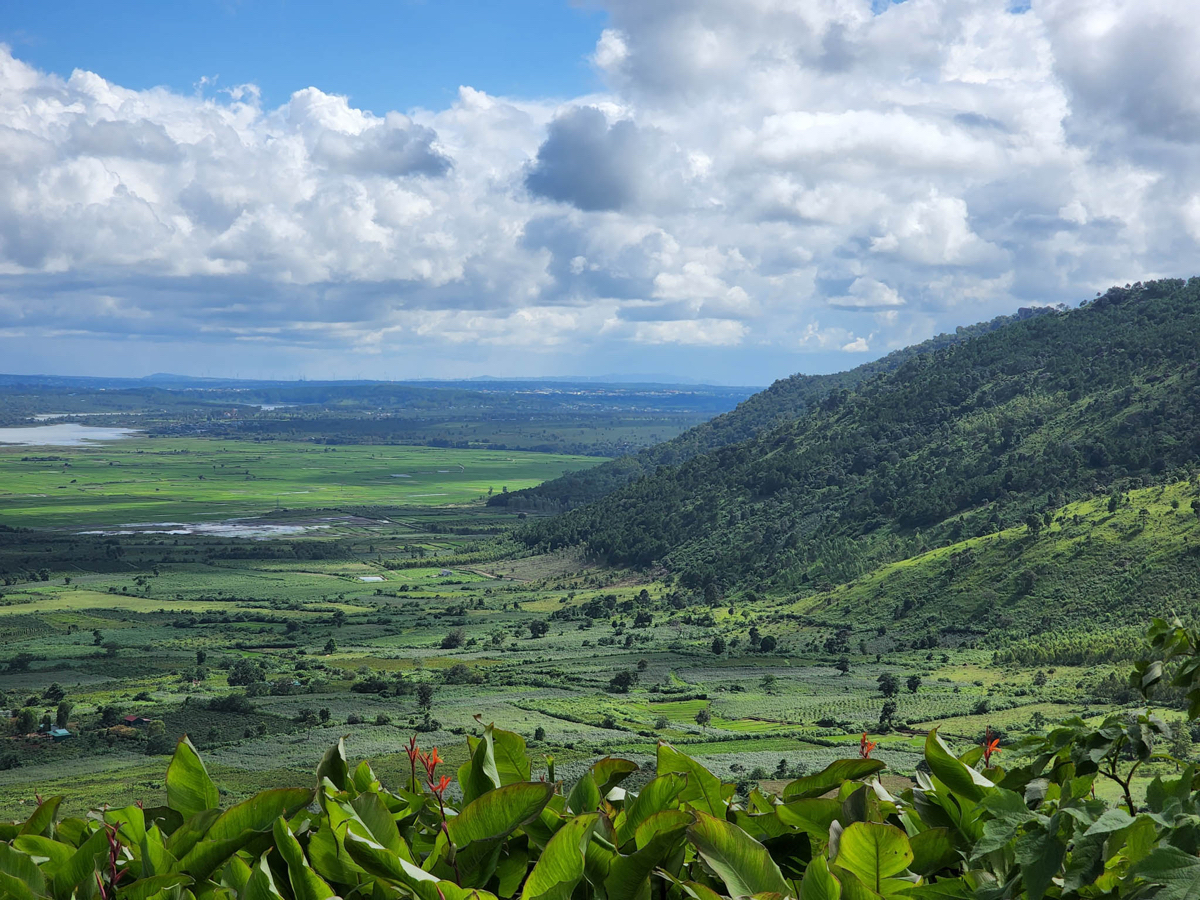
<box><xmin>3</xmin><ymin>617</ymin><xmax>1200</xmax><ymax>900</ymax></box>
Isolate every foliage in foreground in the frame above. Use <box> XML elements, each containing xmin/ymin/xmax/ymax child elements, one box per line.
<box><xmin>7</xmin><ymin>618</ymin><xmax>1200</xmax><ymax>900</ymax></box>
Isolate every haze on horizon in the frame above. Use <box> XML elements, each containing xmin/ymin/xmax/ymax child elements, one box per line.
<box><xmin>1</xmin><ymin>0</ymin><xmax>1198</xmax><ymax>386</ymax></box>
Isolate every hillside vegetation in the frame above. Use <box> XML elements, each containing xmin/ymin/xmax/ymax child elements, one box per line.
<box><xmin>515</xmin><ymin>279</ymin><xmax>1200</xmax><ymax>604</ymax></box>
<box><xmin>489</xmin><ymin>309</ymin><xmax>1053</xmax><ymax>512</ymax></box>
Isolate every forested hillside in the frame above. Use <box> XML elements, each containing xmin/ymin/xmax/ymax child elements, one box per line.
<box><xmin>516</xmin><ymin>279</ymin><xmax>1200</xmax><ymax>596</ymax></box>
<box><xmin>489</xmin><ymin>308</ymin><xmax>1053</xmax><ymax>511</ymax></box>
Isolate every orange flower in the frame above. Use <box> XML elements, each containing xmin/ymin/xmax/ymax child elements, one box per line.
<box><xmin>859</xmin><ymin>732</ymin><xmax>877</xmax><ymax>759</ymax></box>
<box><xmin>982</xmin><ymin>726</ymin><xmax>1001</xmax><ymax>767</ymax></box>
<box><xmin>420</xmin><ymin>746</ymin><xmax>443</xmax><ymax>781</ymax></box>
<box><xmin>429</xmin><ymin>775</ymin><xmax>452</xmax><ymax>798</ymax></box>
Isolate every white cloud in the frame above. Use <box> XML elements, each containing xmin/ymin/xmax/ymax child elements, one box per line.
<box><xmin>2</xmin><ymin>0</ymin><xmax>1200</xmax><ymax>381</ymax></box>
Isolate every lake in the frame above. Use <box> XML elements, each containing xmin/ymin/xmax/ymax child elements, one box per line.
<box><xmin>0</xmin><ymin>424</ymin><xmax>141</xmax><ymax>446</ymax></box>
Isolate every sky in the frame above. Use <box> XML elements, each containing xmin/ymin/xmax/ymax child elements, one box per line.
<box><xmin>1</xmin><ymin>0</ymin><xmax>1198</xmax><ymax>385</ymax></box>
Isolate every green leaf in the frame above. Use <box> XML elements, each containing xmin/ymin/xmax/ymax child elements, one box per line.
<box><xmin>176</xmin><ymin>787</ymin><xmax>313</xmax><ymax>881</ymax></box>
<box><xmin>567</xmin><ymin>773</ymin><xmax>601</xmax><ymax>815</ymax></box>
<box><xmin>657</xmin><ymin>742</ymin><xmax>733</xmax><ymax>817</ymax></box>
<box><xmin>460</xmin><ymin>727</ymin><xmax>503</xmax><ymax>804</ymax></box>
<box><xmin>834</xmin><ymin>822</ymin><xmax>914</xmax><ymax>895</ymax></box>
<box><xmin>783</xmin><ymin>760</ymin><xmax>886</xmax><ymax>801</ymax></box>
<box><xmin>520</xmin><ymin>814</ymin><xmax>596</xmax><ymax>900</ymax></box>
<box><xmin>606</xmin><ymin>812</ymin><xmax>690</xmax><ymax>900</ymax></box>
<box><xmin>344</xmin><ymin>829</ymin><xmax>441</xmax><ymax>893</ymax></box>
<box><xmin>1129</xmin><ymin>845</ymin><xmax>1200</xmax><ymax>900</ymax></box>
<box><xmin>272</xmin><ymin>817</ymin><xmax>336</xmax><ymax>900</ymax></box>
<box><xmin>449</xmin><ymin>781</ymin><xmax>556</xmax><ymax>846</ymax></box>
<box><xmin>117</xmin><ymin>874</ymin><xmax>193</xmax><ymax>900</ymax></box>
<box><xmin>166</xmin><ymin>737</ymin><xmax>219</xmax><ymax>820</ymax></box>
<box><xmin>591</xmin><ymin>757</ymin><xmax>639</xmax><ymax>797</ymax></box>
<box><xmin>315</xmin><ymin>739</ymin><xmax>350</xmax><ymax>793</ymax></box>
<box><xmin>1014</xmin><ymin>828</ymin><xmax>1064</xmax><ymax>900</ymax></box>
<box><xmin>19</xmin><ymin>796</ymin><xmax>62</xmax><ymax>838</ymax></box>
<box><xmin>51</xmin><ymin>825</ymin><xmax>110</xmax><ymax>900</ymax></box>
<box><xmin>616</xmin><ymin>774</ymin><xmax>687</xmax><ymax>847</ymax></box>
<box><xmin>801</xmin><ymin>856</ymin><xmax>842</xmax><ymax>900</ymax></box>
<box><xmin>908</xmin><ymin>828</ymin><xmax>957</xmax><ymax>876</ymax></box>
<box><xmin>243</xmin><ymin>853</ymin><xmax>286</xmax><ymax>900</ymax></box>
<box><xmin>687</xmin><ymin>810</ymin><xmax>791</xmax><ymax>898</ymax></box>
<box><xmin>0</xmin><ymin>843</ymin><xmax>46</xmax><ymax>900</ymax></box>
<box><xmin>776</xmin><ymin>798</ymin><xmax>842</xmax><ymax>837</ymax></box>
<box><xmin>491</xmin><ymin>725</ymin><xmax>533</xmax><ymax>785</ymax></box>
<box><xmin>923</xmin><ymin>730</ymin><xmax>992</xmax><ymax>804</ymax></box>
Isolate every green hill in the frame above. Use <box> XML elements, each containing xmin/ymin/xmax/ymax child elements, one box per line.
<box><xmin>515</xmin><ymin>278</ymin><xmax>1200</xmax><ymax>617</ymax></box>
<box><xmin>489</xmin><ymin>308</ymin><xmax>1054</xmax><ymax>512</ymax></box>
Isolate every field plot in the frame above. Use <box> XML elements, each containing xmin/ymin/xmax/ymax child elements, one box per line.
<box><xmin>0</xmin><ymin>434</ymin><xmax>1161</xmax><ymax>816</ymax></box>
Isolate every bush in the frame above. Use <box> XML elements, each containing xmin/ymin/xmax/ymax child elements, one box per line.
<box><xmin>207</xmin><ymin>694</ymin><xmax>255</xmax><ymax>714</ymax></box>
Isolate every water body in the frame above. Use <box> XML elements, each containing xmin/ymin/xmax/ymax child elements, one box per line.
<box><xmin>0</xmin><ymin>424</ymin><xmax>141</xmax><ymax>446</ymax></box>
<box><xmin>77</xmin><ymin>521</ymin><xmax>332</xmax><ymax>539</ymax></box>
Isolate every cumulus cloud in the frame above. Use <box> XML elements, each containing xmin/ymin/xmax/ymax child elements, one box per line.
<box><xmin>2</xmin><ymin>0</ymin><xmax>1200</xmax><ymax>382</ymax></box>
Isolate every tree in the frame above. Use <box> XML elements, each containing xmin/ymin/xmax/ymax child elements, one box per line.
<box><xmin>533</xmin><ymin>726</ymin><xmax>546</xmax><ymax>741</ymax></box>
<box><xmin>102</xmin><ymin>641</ymin><xmax>120</xmax><ymax>658</ymax></box>
<box><xmin>145</xmin><ymin>721</ymin><xmax>173</xmax><ymax>755</ymax></box>
<box><xmin>323</xmin><ymin>638</ymin><xmax>337</xmax><ymax>654</ymax></box>
<box><xmin>906</xmin><ymin>675</ymin><xmax>922</xmax><ymax>694</ymax></box>
<box><xmin>15</xmin><ymin>708</ymin><xmax>36</xmax><ymax>734</ymax></box>
<box><xmin>695</xmin><ymin>707</ymin><xmax>712</xmax><ymax>728</ymax></box>
<box><xmin>608</xmin><ymin>671</ymin><xmax>638</xmax><ymax>694</ymax></box>
<box><xmin>761</xmin><ymin>673</ymin><xmax>778</xmax><ymax>694</ymax></box>
<box><xmin>99</xmin><ymin>705</ymin><xmax>120</xmax><ymax>727</ymax></box>
<box><xmin>711</xmin><ymin>636</ymin><xmax>726</xmax><ymax>655</ymax></box>
<box><xmin>759</xmin><ymin>635</ymin><xmax>777</xmax><ymax>653</ymax></box>
<box><xmin>196</xmin><ymin>650</ymin><xmax>207</xmax><ymax>666</ymax></box>
<box><xmin>319</xmin><ymin>707</ymin><xmax>331</xmax><ymax>724</ymax></box>
<box><xmin>529</xmin><ymin>621</ymin><xmax>549</xmax><ymax>639</ymax></box>
<box><xmin>877</xmin><ymin>672</ymin><xmax>899</xmax><ymax>698</ymax></box>
<box><xmin>43</xmin><ymin>683</ymin><xmax>65</xmax><ymax>703</ymax></box>
<box><xmin>417</xmin><ymin>683</ymin><xmax>435</xmax><ymax>715</ymax></box>
<box><xmin>441</xmin><ymin>629</ymin><xmax>465</xmax><ymax>649</ymax></box>
<box><xmin>332</xmin><ymin>610</ymin><xmax>346</xmax><ymax>628</ymax></box>
<box><xmin>637</xmin><ymin>658</ymin><xmax>649</xmax><ymax>671</ymax></box>
<box><xmin>835</xmin><ymin>656</ymin><xmax>851</xmax><ymax>675</ymax></box>
<box><xmin>1192</xmin><ymin>498</ymin><xmax>1200</xmax><ymax>519</ymax></box>
<box><xmin>879</xmin><ymin>699</ymin><xmax>898</xmax><ymax>729</ymax></box>
<box><xmin>228</xmin><ymin>658</ymin><xmax>263</xmax><ymax>686</ymax></box>
<box><xmin>55</xmin><ymin>701</ymin><xmax>73</xmax><ymax>728</ymax></box>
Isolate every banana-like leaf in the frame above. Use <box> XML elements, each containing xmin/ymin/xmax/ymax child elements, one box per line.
<box><xmin>908</xmin><ymin>828</ymin><xmax>957</xmax><ymax>876</ymax></box>
<box><xmin>316</xmin><ymin>739</ymin><xmax>350</xmax><ymax>793</ymax></box>
<box><xmin>923</xmin><ymin>731</ymin><xmax>993</xmax><ymax>804</ymax></box>
<box><xmin>460</xmin><ymin>727</ymin><xmax>503</xmax><ymax>805</ymax></box>
<box><xmin>0</xmin><ymin>843</ymin><xmax>46</xmax><ymax>900</ymax></box>
<box><xmin>520</xmin><ymin>814</ymin><xmax>596</xmax><ymax>900</ymax></box>
<box><xmin>51</xmin><ymin>825</ymin><xmax>110</xmax><ymax>900</ymax></box>
<box><xmin>176</xmin><ymin>788</ymin><xmax>313</xmax><ymax>881</ymax></box>
<box><xmin>590</xmin><ymin>758</ymin><xmax>639</xmax><ymax>797</ymax></box>
<box><xmin>834</xmin><ymin>822</ymin><xmax>914</xmax><ymax>895</ymax></box>
<box><xmin>687</xmin><ymin>811</ymin><xmax>791</xmax><ymax>898</ymax></box>
<box><xmin>19</xmin><ymin>796</ymin><xmax>62</xmax><ymax>838</ymax></box>
<box><xmin>606</xmin><ymin>811</ymin><xmax>690</xmax><ymax>900</ymax></box>
<box><xmin>116</xmin><ymin>874</ymin><xmax>193</xmax><ymax>900</ymax></box>
<box><xmin>12</xmin><ymin>835</ymin><xmax>72</xmax><ymax>872</ymax></box>
<box><xmin>783</xmin><ymin>761</ymin><xmax>886</xmax><ymax>802</ymax></box>
<box><xmin>801</xmin><ymin>856</ymin><xmax>842</xmax><ymax>900</ymax></box>
<box><xmin>243</xmin><ymin>853</ymin><xmax>286</xmax><ymax>900</ymax></box>
<box><xmin>272</xmin><ymin>818</ymin><xmax>336</xmax><ymax>900</ymax></box>
<box><xmin>657</xmin><ymin>743</ymin><xmax>733</xmax><ymax>817</ymax></box>
<box><xmin>166</xmin><ymin>737</ymin><xmax>220</xmax><ymax>820</ymax></box>
<box><xmin>616</xmin><ymin>774</ymin><xmax>687</xmax><ymax>847</ymax></box>
<box><xmin>566</xmin><ymin>773</ymin><xmax>601</xmax><ymax>815</ymax></box>
<box><xmin>777</xmin><ymin>798</ymin><xmax>842</xmax><ymax>838</ymax></box>
<box><xmin>448</xmin><ymin>782</ymin><xmax>556</xmax><ymax>846</ymax></box>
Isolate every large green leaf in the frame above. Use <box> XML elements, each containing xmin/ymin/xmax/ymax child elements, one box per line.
<box><xmin>460</xmin><ymin>728</ymin><xmax>503</xmax><ymax>805</ymax></box>
<box><xmin>834</xmin><ymin>822</ymin><xmax>914</xmax><ymax>895</ymax></box>
<box><xmin>448</xmin><ymin>782</ymin><xmax>556</xmax><ymax>846</ymax></box>
<box><xmin>908</xmin><ymin>828</ymin><xmax>957</xmax><ymax>877</ymax></box>
<box><xmin>591</xmin><ymin>757</ymin><xmax>639</xmax><ymax>797</ymax></box>
<box><xmin>923</xmin><ymin>731</ymin><xmax>992</xmax><ymax>804</ymax></box>
<box><xmin>166</xmin><ymin>737</ymin><xmax>219</xmax><ymax>820</ymax></box>
<box><xmin>1129</xmin><ymin>846</ymin><xmax>1200</xmax><ymax>900</ymax></box>
<box><xmin>783</xmin><ymin>761</ymin><xmax>886</xmax><ymax>802</ymax></box>
<box><xmin>776</xmin><ymin>798</ymin><xmax>842</xmax><ymax>837</ymax></box>
<box><xmin>19</xmin><ymin>796</ymin><xmax>62</xmax><ymax>838</ymax></box>
<box><xmin>607</xmin><ymin>812</ymin><xmax>690</xmax><ymax>900</ymax></box>
<box><xmin>617</xmin><ymin>774</ymin><xmax>687</xmax><ymax>847</ymax></box>
<box><xmin>520</xmin><ymin>814</ymin><xmax>596</xmax><ymax>900</ymax></box>
<box><xmin>272</xmin><ymin>817</ymin><xmax>336</xmax><ymax>900</ymax></box>
<box><xmin>51</xmin><ymin>825</ymin><xmax>111</xmax><ymax>900</ymax></box>
<box><xmin>801</xmin><ymin>856</ymin><xmax>842</xmax><ymax>900</ymax></box>
<box><xmin>491</xmin><ymin>725</ymin><xmax>533</xmax><ymax>785</ymax></box>
<box><xmin>687</xmin><ymin>811</ymin><xmax>791</xmax><ymax>899</ymax></box>
<box><xmin>567</xmin><ymin>773</ymin><xmax>601</xmax><ymax>815</ymax></box>
<box><xmin>243</xmin><ymin>853</ymin><xmax>286</xmax><ymax>900</ymax></box>
<box><xmin>315</xmin><ymin>739</ymin><xmax>350</xmax><ymax>793</ymax></box>
<box><xmin>176</xmin><ymin>788</ymin><xmax>313</xmax><ymax>881</ymax></box>
<box><xmin>657</xmin><ymin>743</ymin><xmax>732</xmax><ymax>817</ymax></box>
<box><xmin>117</xmin><ymin>874</ymin><xmax>194</xmax><ymax>900</ymax></box>
<box><xmin>0</xmin><ymin>843</ymin><xmax>46</xmax><ymax>900</ymax></box>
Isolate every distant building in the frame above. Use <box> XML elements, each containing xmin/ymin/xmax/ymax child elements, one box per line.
<box><xmin>48</xmin><ymin>727</ymin><xmax>73</xmax><ymax>741</ymax></box>
<box><xmin>123</xmin><ymin>715</ymin><xmax>152</xmax><ymax>727</ymax></box>
<box><xmin>438</xmin><ymin>569</ymin><xmax>453</xmax><ymax>576</ymax></box>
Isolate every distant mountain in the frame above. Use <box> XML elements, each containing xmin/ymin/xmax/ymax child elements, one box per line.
<box><xmin>513</xmin><ymin>279</ymin><xmax>1200</xmax><ymax>611</ymax></box>
<box><xmin>490</xmin><ymin>307</ymin><xmax>1057</xmax><ymax>512</ymax></box>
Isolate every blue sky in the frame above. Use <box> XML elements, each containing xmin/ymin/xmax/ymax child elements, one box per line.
<box><xmin>1</xmin><ymin>1</ymin><xmax>607</xmax><ymax>114</ymax></box>
<box><xmin>0</xmin><ymin>1</ymin><xmax>1196</xmax><ymax>384</ymax></box>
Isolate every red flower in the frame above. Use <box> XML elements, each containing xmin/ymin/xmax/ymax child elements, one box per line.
<box><xmin>982</xmin><ymin>727</ymin><xmax>1001</xmax><ymax>767</ymax></box>
<box><xmin>419</xmin><ymin>746</ymin><xmax>443</xmax><ymax>781</ymax></box>
<box><xmin>429</xmin><ymin>775</ymin><xmax>452</xmax><ymax>799</ymax></box>
<box><xmin>859</xmin><ymin>732</ymin><xmax>877</xmax><ymax>759</ymax></box>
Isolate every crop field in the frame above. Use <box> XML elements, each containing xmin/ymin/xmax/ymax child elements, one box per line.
<box><xmin>0</xmin><ymin>432</ymin><xmax>1181</xmax><ymax>817</ymax></box>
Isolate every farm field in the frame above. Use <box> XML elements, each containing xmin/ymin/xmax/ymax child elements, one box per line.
<box><xmin>0</xmin><ymin>432</ymin><xmax>1174</xmax><ymax>816</ymax></box>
